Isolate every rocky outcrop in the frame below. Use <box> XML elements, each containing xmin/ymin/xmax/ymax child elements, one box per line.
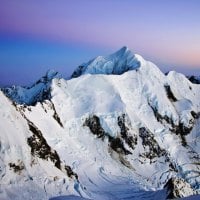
<box><xmin>27</xmin><ymin>120</ymin><xmax>78</xmax><ymax>180</ymax></box>
<box><xmin>164</xmin><ymin>85</ymin><xmax>177</xmax><ymax>102</ymax></box>
<box><xmin>27</xmin><ymin>121</ymin><xmax>62</xmax><ymax>169</ymax></box>
<box><xmin>117</xmin><ymin>114</ymin><xmax>137</xmax><ymax>150</ymax></box>
<box><xmin>84</xmin><ymin>115</ymin><xmax>132</xmax><ymax>167</ymax></box>
<box><xmin>149</xmin><ymin>102</ymin><xmax>195</xmax><ymax>146</ymax></box>
<box><xmin>164</xmin><ymin>177</ymin><xmax>197</xmax><ymax>199</ymax></box>
<box><xmin>187</xmin><ymin>76</ymin><xmax>200</xmax><ymax>84</ymax></box>
<box><xmin>84</xmin><ymin>115</ymin><xmax>106</xmax><ymax>138</ymax></box>
<box><xmin>9</xmin><ymin>160</ymin><xmax>25</xmax><ymax>174</ymax></box>
<box><xmin>139</xmin><ymin>127</ymin><xmax>166</xmax><ymax>161</ymax></box>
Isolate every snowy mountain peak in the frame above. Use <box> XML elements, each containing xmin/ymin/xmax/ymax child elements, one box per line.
<box><xmin>46</xmin><ymin>69</ymin><xmax>61</xmax><ymax>80</ymax></box>
<box><xmin>71</xmin><ymin>46</ymin><xmax>144</xmax><ymax>78</ymax></box>
<box><xmin>1</xmin><ymin>47</ymin><xmax>200</xmax><ymax>199</ymax></box>
<box><xmin>110</xmin><ymin>46</ymin><xmax>129</xmax><ymax>56</ymax></box>
<box><xmin>2</xmin><ymin>69</ymin><xmax>62</xmax><ymax>105</ymax></box>
<box><xmin>34</xmin><ymin>69</ymin><xmax>62</xmax><ymax>85</ymax></box>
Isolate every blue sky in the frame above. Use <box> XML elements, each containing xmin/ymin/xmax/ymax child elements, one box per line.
<box><xmin>0</xmin><ymin>0</ymin><xmax>200</xmax><ymax>86</ymax></box>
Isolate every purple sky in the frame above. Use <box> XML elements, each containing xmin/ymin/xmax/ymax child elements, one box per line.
<box><xmin>0</xmin><ymin>0</ymin><xmax>200</xmax><ymax>86</ymax></box>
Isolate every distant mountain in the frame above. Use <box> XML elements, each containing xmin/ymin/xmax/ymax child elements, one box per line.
<box><xmin>187</xmin><ymin>75</ymin><xmax>200</xmax><ymax>84</ymax></box>
<box><xmin>0</xmin><ymin>47</ymin><xmax>200</xmax><ymax>200</ymax></box>
<box><xmin>2</xmin><ymin>70</ymin><xmax>62</xmax><ymax>105</ymax></box>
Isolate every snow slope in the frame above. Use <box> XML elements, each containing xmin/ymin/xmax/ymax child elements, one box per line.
<box><xmin>0</xmin><ymin>91</ymin><xmax>86</xmax><ymax>200</ymax></box>
<box><xmin>1</xmin><ymin>47</ymin><xmax>200</xmax><ymax>200</ymax></box>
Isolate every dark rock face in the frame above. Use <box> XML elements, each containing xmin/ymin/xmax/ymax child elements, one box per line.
<box><xmin>13</xmin><ymin>103</ymin><xmax>78</xmax><ymax>180</ymax></box>
<box><xmin>164</xmin><ymin>85</ymin><xmax>177</xmax><ymax>102</ymax></box>
<box><xmin>164</xmin><ymin>177</ymin><xmax>196</xmax><ymax>199</ymax></box>
<box><xmin>65</xmin><ymin>166</ymin><xmax>78</xmax><ymax>179</ymax></box>
<box><xmin>51</xmin><ymin>101</ymin><xmax>63</xmax><ymax>128</ymax></box>
<box><xmin>117</xmin><ymin>114</ymin><xmax>137</xmax><ymax>150</ymax></box>
<box><xmin>84</xmin><ymin>115</ymin><xmax>133</xmax><ymax>164</ymax></box>
<box><xmin>71</xmin><ymin>66</ymin><xmax>85</xmax><ymax>78</ymax></box>
<box><xmin>191</xmin><ymin>111</ymin><xmax>200</xmax><ymax>119</ymax></box>
<box><xmin>149</xmin><ymin>103</ymin><xmax>173</xmax><ymax>125</ymax></box>
<box><xmin>139</xmin><ymin>127</ymin><xmax>166</xmax><ymax>160</ymax></box>
<box><xmin>187</xmin><ymin>76</ymin><xmax>200</xmax><ymax>84</ymax></box>
<box><xmin>149</xmin><ymin>103</ymin><xmax>195</xmax><ymax>146</ymax></box>
<box><xmin>84</xmin><ymin>115</ymin><xmax>137</xmax><ymax>154</ymax></box>
<box><xmin>108</xmin><ymin>137</ymin><xmax>132</xmax><ymax>155</ymax></box>
<box><xmin>170</xmin><ymin>122</ymin><xmax>193</xmax><ymax>146</ymax></box>
<box><xmin>27</xmin><ymin>121</ymin><xmax>61</xmax><ymax>169</ymax></box>
<box><xmin>84</xmin><ymin>115</ymin><xmax>106</xmax><ymax>138</ymax></box>
<box><xmin>33</xmin><ymin>88</ymin><xmax>51</xmax><ymax>106</ymax></box>
<box><xmin>9</xmin><ymin>161</ymin><xmax>25</xmax><ymax>174</ymax></box>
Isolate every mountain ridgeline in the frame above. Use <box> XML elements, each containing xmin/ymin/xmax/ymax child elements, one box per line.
<box><xmin>0</xmin><ymin>47</ymin><xmax>200</xmax><ymax>200</ymax></box>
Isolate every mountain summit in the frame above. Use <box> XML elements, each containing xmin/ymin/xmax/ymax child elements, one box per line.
<box><xmin>71</xmin><ymin>46</ymin><xmax>144</xmax><ymax>78</ymax></box>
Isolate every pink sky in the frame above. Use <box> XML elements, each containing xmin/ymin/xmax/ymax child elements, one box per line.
<box><xmin>0</xmin><ymin>0</ymin><xmax>200</xmax><ymax>85</ymax></box>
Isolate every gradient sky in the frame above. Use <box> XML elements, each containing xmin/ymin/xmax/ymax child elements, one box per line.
<box><xmin>0</xmin><ymin>0</ymin><xmax>200</xmax><ymax>86</ymax></box>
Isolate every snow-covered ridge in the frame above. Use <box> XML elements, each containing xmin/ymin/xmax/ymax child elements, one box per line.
<box><xmin>1</xmin><ymin>69</ymin><xmax>61</xmax><ymax>105</ymax></box>
<box><xmin>0</xmin><ymin>47</ymin><xmax>200</xmax><ymax>200</ymax></box>
<box><xmin>1</xmin><ymin>47</ymin><xmax>198</xmax><ymax>106</ymax></box>
<box><xmin>71</xmin><ymin>46</ymin><xmax>145</xmax><ymax>78</ymax></box>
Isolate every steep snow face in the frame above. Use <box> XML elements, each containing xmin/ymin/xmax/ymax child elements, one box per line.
<box><xmin>71</xmin><ymin>46</ymin><xmax>144</xmax><ymax>78</ymax></box>
<box><xmin>1</xmin><ymin>70</ymin><xmax>62</xmax><ymax>105</ymax></box>
<box><xmin>0</xmin><ymin>91</ymin><xmax>86</xmax><ymax>200</ymax></box>
<box><xmin>1</xmin><ymin>47</ymin><xmax>200</xmax><ymax>200</ymax></box>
